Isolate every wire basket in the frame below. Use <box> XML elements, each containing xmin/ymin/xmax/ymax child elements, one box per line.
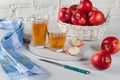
<box><xmin>57</xmin><ymin>0</ymin><xmax>112</xmax><ymax>40</ymax></box>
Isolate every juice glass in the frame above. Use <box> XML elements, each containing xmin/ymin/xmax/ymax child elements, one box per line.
<box><xmin>48</xmin><ymin>22</ymin><xmax>66</xmax><ymax>52</ymax></box>
<box><xmin>31</xmin><ymin>19</ymin><xmax>48</xmax><ymax>48</ymax></box>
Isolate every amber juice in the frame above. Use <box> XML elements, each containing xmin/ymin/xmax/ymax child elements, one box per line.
<box><xmin>32</xmin><ymin>19</ymin><xmax>48</xmax><ymax>46</ymax></box>
<box><xmin>48</xmin><ymin>32</ymin><xmax>66</xmax><ymax>51</ymax></box>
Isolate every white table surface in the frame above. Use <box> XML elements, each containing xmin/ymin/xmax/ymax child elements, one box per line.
<box><xmin>0</xmin><ymin>17</ymin><xmax>120</xmax><ymax>80</ymax></box>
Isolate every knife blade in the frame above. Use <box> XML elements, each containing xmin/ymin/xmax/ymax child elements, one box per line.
<box><xmin>39</xmin><ymin>59</ymin><xmax>90</xmax><ymax>75</ymax></box>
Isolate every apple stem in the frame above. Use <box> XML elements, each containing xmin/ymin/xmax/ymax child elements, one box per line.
<box><xmin>105</xmin><ymin>45</ymin><xmax>109</xmax><ymax>51</ymax></box>
<box><xmin>105</xmin><ymin>56</ymin><xmax>110</xmax><ymax>63</ymax></box>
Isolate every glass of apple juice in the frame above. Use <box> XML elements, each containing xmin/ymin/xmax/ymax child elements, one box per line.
<box><xmin>31</xmin><ymin>19</ymin><xmax>48</xmax><ymax>48</ymax></box>
<box><xmin>48</xmin><ymin>22</ymin><xmax>66</xmax><ymax>52</ymax></box>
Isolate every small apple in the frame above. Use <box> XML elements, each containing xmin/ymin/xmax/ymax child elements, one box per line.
<box><xmin>71</xmin><ymin>37</ymin><xmax>84</xmax><ymax>47</ymax></box>
<box><xmin>71</xmin><ymin>11</ymin><xmax>87</xmax><ymax>25</ymax></box>
<box><xmin>88</xmin><ymin>10</ymin><xmax>105</xmax><ymax>25</ymax></box>
<box><xmin>101</xmin><ymin>36</ymin><xmax>120</xmax><ymax>55</ymax></box>
<box><xmin>68</xmin><ymin>4</ymin><xmax>78</xmax><ymax>14</ymax></box>
<box><xmin>58</xmin><ymin>7</ymin><xmax>71</xmax><ymax>23</ymax></box>
<box><xmin>91</xmin><ymin>50</ymin><xmax>112</xmax><ymax>70</ymax></box>
<box><xmin>77</xmin><ymin>0</ymin><xmax>93</xmax><ymax>13</ymax></box>
<box><xmin>65</xmin><ymin>47</ymin><xmax>80</xmax><ymax>56</ymax></box>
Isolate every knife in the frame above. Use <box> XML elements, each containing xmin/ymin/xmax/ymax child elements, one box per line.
<box><xmin>39</xmin><ymin>59</ymin><xmax>90</xmax><ymax>75</ymax></box>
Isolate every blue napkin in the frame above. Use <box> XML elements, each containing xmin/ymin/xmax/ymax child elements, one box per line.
<box><xmin>0</xmin><ymin>19</ymin><xmax>50</xmax><ymax>80</ymax></box>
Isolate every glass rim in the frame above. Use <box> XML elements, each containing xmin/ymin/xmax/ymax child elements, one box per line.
<box><xmin>48</xmin><ymin>32</ymin><xmax>66</xmax><ymax>38</ymax></box>
<box><xmin>32</xmin><ymin>19</ymin><xmax>48</xmax><ymax>24</ymax></box>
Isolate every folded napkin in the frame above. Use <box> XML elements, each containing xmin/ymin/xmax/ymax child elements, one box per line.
<box><xmin>0</xmin><ymin>19</ymin><xmax>50</xmax><ymax>80</ymax></box>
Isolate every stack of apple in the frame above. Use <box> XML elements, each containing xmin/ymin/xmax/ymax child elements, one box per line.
<box><xmin>91</xmin><ymin>36</ymin><xmax>120</xmax><ymax>70</ymax></box>
<box><xmin>58</xmin><ymin>0</ymin><xmax>105</xmax><ymax>26</ymax></box>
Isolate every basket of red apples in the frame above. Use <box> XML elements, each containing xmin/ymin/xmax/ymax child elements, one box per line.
<box><xmin>58</xmin><ymin>0</ymin><xmax>111</xmax><ymax>40</ymax></box>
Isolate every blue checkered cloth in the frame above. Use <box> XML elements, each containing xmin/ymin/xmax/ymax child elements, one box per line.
<box><xmin>0</xmin><ymin>19</ymin><xmax>50</xmax><ymax>80</ymax></box>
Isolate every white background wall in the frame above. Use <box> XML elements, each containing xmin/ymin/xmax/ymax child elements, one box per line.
<box><xmin>0</xmin><ymin>0</ymin><xmax>120</xmax><ymax>34</ymax></box>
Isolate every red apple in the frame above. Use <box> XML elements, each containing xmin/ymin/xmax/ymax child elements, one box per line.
<box><xmin>68</xmin><ymin>4</ymin><xmax>78</xmax><ymax>14</ymax></box>
<box><xmin>77</xmin><ymin>0</ymin><xmax>93</xmax><ymax>13</ymax></box>
<box><xmin>88</xmin><ymin>10</ymin><xmax>105</xmax><ymax>25</ymax></box>
<box><xmin>58</xmin><ymin>7</ymin><xmax>71</xmax><ymax>23</ymax></box>
<box><xmin>91</xmin><ymin>50</ymin><xmax>112</xmax><ymax>70</ymax></box>
<box><xmin>71</xmin><ymin>11</ymin><xmax>87</xmax><ymax>25</ymax></box>
<box><xmin>101</xmin><ymin>36</ymin><xmax>120</xmax><ymax>55</ymax></box>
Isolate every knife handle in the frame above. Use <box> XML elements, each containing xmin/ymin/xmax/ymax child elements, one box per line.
<box><xmin>64</xmin><ymin>65</ymin><xmax>90</xmax><ymax>75</ymax></box>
